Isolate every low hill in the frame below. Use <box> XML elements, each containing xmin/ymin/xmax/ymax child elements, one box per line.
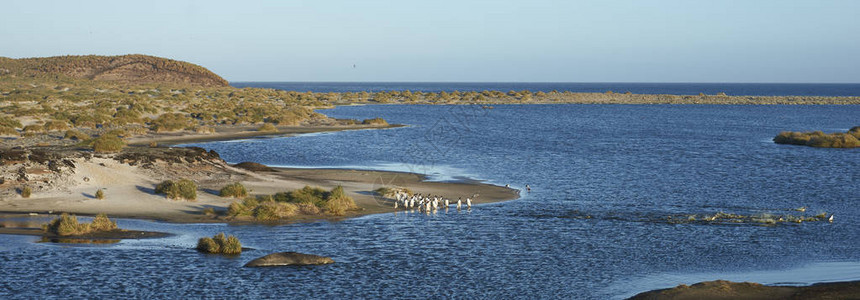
<box><xmin>0</xmin><ymin>54</ymin><xmax>228</xmax><ymax>87</ymax></box>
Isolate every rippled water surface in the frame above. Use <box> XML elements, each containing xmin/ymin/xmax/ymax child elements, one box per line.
<box><xmin>2</xmin><ymin>104</ymin><xmax>859</xmax><ymax>299</ymax></box>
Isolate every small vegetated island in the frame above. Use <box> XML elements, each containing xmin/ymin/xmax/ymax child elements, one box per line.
<box><xmin>774</xmin><ymin>126</ymin><xmax>860</xmax><ymax>148</ymax></box>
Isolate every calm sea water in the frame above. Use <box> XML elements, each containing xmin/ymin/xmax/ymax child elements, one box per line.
<box><xmin>2</xmin><ymin>104</ymin><xmax>859</xmax><ymax>299</ymax></box>
<box><xmin>231</xmin><ymin>82</ymin><xmax>860</xmax><ymax>97</ymax></box>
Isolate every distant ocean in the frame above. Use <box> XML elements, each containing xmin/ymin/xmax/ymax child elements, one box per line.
<box><xmin>231</xmin><ymin>82</ymin><xmax>860</xmax><ymax>97</ymax></box>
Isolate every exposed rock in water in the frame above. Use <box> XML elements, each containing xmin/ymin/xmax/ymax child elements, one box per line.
<box><xmin>244</xmin><ymin>252</ymin><xmax>335</xmax><ymax>267</ymax></box>
<box><xmin>628</xmin><ymin>279</ymin><xmax>860</xmax><ymax>300</ymax></box>
<box><xmin>233</xmin><ymin>162</ymin><xmax>275</xmax><ymax>172</ymax></box>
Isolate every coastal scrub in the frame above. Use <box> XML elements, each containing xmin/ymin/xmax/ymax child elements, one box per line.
<box><xmin>196</xmin><ymin>232</ymin><xmax>242</xmax><ymax>255</ymax></box>
<box><xmin>155</xmin><ymin>179</ymin><xmax>197</xmax><ymax>200</ymax></box>
<box><xmin>42</xmin><ymin>213</ymin><xmax>118</xmax><ymax>236</ymax></box>
<box><xmin>91</xmin><ymin>135</ymin><xmax>126</xmax><ymax>153</ymax></box>
<box><xmin>219</xmin><ymin>182</ymin><xmax>248</xmax><ymax>198</ymax></box>
<box><xmin>774</xmin><ymin>127</ymin><xmax>860</xmax><ymax>148</ymax></box>
<box><xmin>228</xmin><ymin>185</ymin><xmax>358</xmax><ymax>221</ymax></box>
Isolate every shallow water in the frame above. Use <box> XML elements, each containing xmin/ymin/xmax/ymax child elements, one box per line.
<box><xmin>2</xmin><ymin>104</ymin><xmax>859</xmax><ymax>299</ymax></box>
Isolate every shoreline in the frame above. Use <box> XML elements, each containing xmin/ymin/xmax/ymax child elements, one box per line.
<box><xmin>126</xmin><ymin>123</ymin><xmax>407</xmax><ymax>146</ymax></box>
<box><xmin>0</xmin><ymin>162</ymin><xmax>520</xmax><ymax>225</ymax></box>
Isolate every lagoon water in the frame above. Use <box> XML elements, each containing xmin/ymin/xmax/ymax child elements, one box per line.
<box><xmin>2</xmin><ymin>104</ymin><xmax>859</xmax><ymax>299</ymax></box>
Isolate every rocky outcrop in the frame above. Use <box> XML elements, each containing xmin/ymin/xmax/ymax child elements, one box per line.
<box><xmin>629</xmin><ymin>280</ymin><xmax>860</xmax><ymax>300</ymax></box>
<box><xmin>244</xmin><ymin>252</ymin><xmax>335</xmax><ymax>267</ymax></box>
<box><xmin>0</xmin><ymin>54</ymin><xmax>228</xmax><ymax>87</ymax></box>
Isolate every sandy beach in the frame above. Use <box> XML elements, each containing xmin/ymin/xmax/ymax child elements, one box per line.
<box><xmin>0</xmin><ymin>125</ymin><xmax>519</xmax><ymax>234</ymax></box>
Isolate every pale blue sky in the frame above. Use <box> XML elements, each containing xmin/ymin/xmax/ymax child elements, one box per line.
<box><xmin>2</xmin><ymin>0</ymin><xmax>858</xmax><ymax>82</ymax></box>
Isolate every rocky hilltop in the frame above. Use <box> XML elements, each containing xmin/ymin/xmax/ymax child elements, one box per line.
<box><xmin>0</xmin><ymin>54</ymin><xmax>228</xmax><ymax>87</ymax></box>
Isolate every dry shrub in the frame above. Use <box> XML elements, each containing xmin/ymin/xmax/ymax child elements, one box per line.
<box><xmin>90</xmin><ymin>213</ymin><xmax>117</xmax><ymax>231</ymax></box>
<box><xmin>64</xmin><ymin>129</ymin><xmax>90</xmax><ymax>140</ymax></box>
<box><xmin>155</xmin><ymin>179</ymin><xmax>197</xmax><ymax>200</ymax></box>
<box><xmin>92</xmin><ymin>135</ymin><xmax>126</xmax><ymax>153</ymax></box>
<box><xmin>197</xmin><ymin>232</ymin><xmax>242</xmax><ymax>255</ymax></box>
<box><xmin>257</xmin><ymin>123</ymin><xmax>277</xmax><ymax>132</ymax></box>
<box><xmin>42</xmin><ymin>213</ymin><xmax>116</xmax><ymax>236</ymax></box>
<box><xmin>219</xmin><ymin>182</ymin><xmax>248</xmax><ymax>198</ymax></box>
<box><xmin>44</xmin><ymin>120</ymin><xmax>69</xmax><ymax>131</ymax></box>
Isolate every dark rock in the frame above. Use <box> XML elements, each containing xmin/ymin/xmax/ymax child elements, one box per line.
<box><xmin>233</xmin><ymin>162</ymin><xmax>274</xmax><ymax>172</ymax></box>
<box><xmin>244</xmin><ymin>252</ymin><xmax>334</xmax><ymax>267</ymax></box>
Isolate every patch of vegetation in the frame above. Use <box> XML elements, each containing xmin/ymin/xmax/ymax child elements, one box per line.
<box><xmin>44</xmin><ymin>120</ymin><xmax>69</xmax><ymax>131</ymax></box>
<box><xmin>774</xmin><ymin>127</ymin><xmax>860</xmax><ymax>148</ymax></box>
<box><xmin>155</xmin><ymin>179</ymin><xmax>197</xmax><ymax>200</ymax></box>
<box><xmin>42</xmin><ymin>213</ymin><xmax>117</xmax><ymax>236</ymax></box>
<box><xmin>219</xmin><ymin>182</ymin><xmax>248</xmax><ymax>198</ymax></box>
<box><xmin>20</xmin><ymin>186</ymin><xmax>31</xmax><ymax>198</ymax></box>
<box><xmin>95</xmin><ymin>189</ymin><xmax>105</xmax><ymax>200</ymax></box>
<box><xmin>63</xmin><ymin>129</ymin><xmax>90</xmax><ymax>140</ymax></box>
<box><xmin>257</xmin><ymin>123</ymin><xmax>278</xmax><ymax>132</ymax></box>
<box><xmin>361</xmin><ymin>117</ymin><xmax>388</xmax><ymax>125</ymax></box>
<box><xmin>22</xmin><ymin>124</ymin><xmax>45</xmax><ymax>133</ymax></box>
<box><xmin>0</xmin><ymin>126</ymin><xmax>18</xmax><ymax>136</ymax></box>
<box><xmin>228</xmin><ymin>185</ymin><xmax>357</xmax><ymax>220</ymax></box>
<box><xmin>91</xmin><ymin>135</ymin><xmax>126</xmax><ymax>153</ymax></box>
<box><xmin>0</xmin><ymin>116</ymin><xmax>22</xmax><ymax>129</ymax></box>
<box><xmin>150</xmin><ymin>113</ymin><xmax>191</xmax><ymax>132</ymax></box>
<box><xmin>196</xmin><ymin>232</ymin><xmax>242</xmax><ymax>255</ymax></box>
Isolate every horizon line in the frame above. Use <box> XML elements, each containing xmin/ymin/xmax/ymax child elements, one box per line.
<box><xmin>228</xmin><ymin>81</ymin><xmax>860</xmax><ymax>85</ymax></box>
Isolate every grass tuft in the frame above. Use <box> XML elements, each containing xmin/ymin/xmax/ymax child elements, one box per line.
<box><xmin>155</xmin><ymin>179</ymin><xmax>197</xmax><ymax>200</ymax></box>
<box><xmin>219</xmin><ymin>182</ymin><xmax>248</xmax><ymax>198</ymax></box>
<box><xmin>196</xmin><ymin>232</ymin><xmax>241</xmax><ymax>254</ymax></box>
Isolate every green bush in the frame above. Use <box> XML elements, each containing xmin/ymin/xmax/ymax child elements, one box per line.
<box><xmin>197</xmin><ymin>232</ymin><xmax>242</xmax><ymax>255</ymax></box>
<box><xmin>91</xmin><ymin>135</ymin><xmax>126</xmax><ymax>153</ymax></box>
<box><xmin>219</xmin><ymin>182</ymin><xmax>248</xmax><ymax>198</ymax></box>
<box><xmin>155</xmin><ymin>179</ymin><xmax>197</xmax><ymax>200</ymax></box>
<box><xmin>63</xmin><ymin>129</ymin><xmax>90</xmax><ymax>140</ymax></box>
<box><xmin>95</xmin><ymin>189</ymin><xmax>105</xmax><ymax>200</ymax></box>
<box><xmin>21</xmin><ymin>186</ymin><xmax>31</xmax><ymax>198</ymax></box>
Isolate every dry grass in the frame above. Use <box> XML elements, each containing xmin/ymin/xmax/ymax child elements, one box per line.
<box><xmin>219</xmin><ymin>182</ymin><xmax>248</xmax><ymax>198</ymax></box>
<box><xmin>196</xmin><ymin>232</ymin><xmax>242</xmax><ymax>254</ymax></box>
<box><xmin>155</xmin><ymin>179</ymin><xmax>197</xmax><ymax>200</ymax></box>
<box><xmin>42</xmin><ymin>213</ymin><xmax>117</xmax><ymax>236</ymax></box>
